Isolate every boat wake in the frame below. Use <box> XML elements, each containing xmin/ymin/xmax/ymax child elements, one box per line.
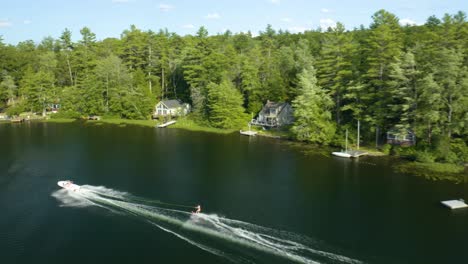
<box><xmin>52</xmin><ymin>185</ymin><xmax>363</xmax><ymax>264</ymax></box>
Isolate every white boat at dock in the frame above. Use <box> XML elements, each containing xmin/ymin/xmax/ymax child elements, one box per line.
<box><xmin>332</xmin><ymin>151</ymin><xmax>353</xmax><ymax>158</ymax></box>
<box><xmin>332</xmin><ymin>125</ymin><xmax>367</xmax><ymax>158</ymax></box>
<box><xmin>332</xmin><ymin>150</ymin><xmax>368</xmax><ymax>158</ymax></box>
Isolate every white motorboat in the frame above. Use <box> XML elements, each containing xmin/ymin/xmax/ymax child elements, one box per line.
<box><xmin>57</xmin><ymin>180</ymin><xmax>81</xmax><ymax>192</ymax></box>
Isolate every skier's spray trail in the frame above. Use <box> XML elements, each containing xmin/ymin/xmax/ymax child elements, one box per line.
<box><xmin>52</xmin><ymin>185</ymin><xmax>363</xmax><ymax>264</ymax></box>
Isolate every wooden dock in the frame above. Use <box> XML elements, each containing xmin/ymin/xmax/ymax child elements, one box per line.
<box><xmin>347</xmin><ymin>150</ymin><xmax>368</xmax><ymax>158</ymax></box>
<box><xmin>240</xmin><ymin>130</ymin><xmax>257</xmax><ymax>136</ymax></box>
<box><xmin>157</xmin><ymin>120</ymin><xmax>176</xmax><ymax>128</ymax></box>
<box><xmin>11</xmin><ymin>118</ymin><xmax>25</xmax><ymax>123</ymax></box>
<box><xmin>441</xmin><ymin>199</ymin><xmax>468</xmax><ymax>210</ymax></box>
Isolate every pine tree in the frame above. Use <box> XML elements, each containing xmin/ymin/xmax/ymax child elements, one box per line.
<box><xmin>95</xmin><ymin>54</ymin><xmax>130</xmax><ymax>113</ymax></box>
<box><xmin>58</xmin><ymin>28</ymin><xmax>75</xmax><ymax>86</ymax></box>
<box><xmin>316</xmin><ymin>22</ymin><xmax>357</xmax><ymax>125</ymax></box>
<box><xmin>240</xmin><ymin>46</ymin><xmax>262</xmax><ymax>114</ymax></box>
<box><xmin>363</xmin><ymin>10</ymin><xmax>403</xmax><ymax>128</ymax></box>
<box><xmin>19</xmin><ymin>68</ymin><xmax>56</xmax><ymax>115</ymax></box>
<box><xmin>291</xmin><ymin>66</ymin><xmax>336</xmax><ymax>143</ymax></box>
<box><xmin>387</xmin><ymin>51</ymin><xmax>419</xmax><ymax>132</ymax></box>
<box><xmin>206</xmin><ymin>80</ymin><xmax>248</xmax><ymax>129</ymax></box>
<box><xmin>0</xmin><ymin>75</ymin><xmax>17</xmax><ymax>106</ymax></box>
<box><xmin>414</xmin><ymin>74</ymin><xmax>443</xmax><ymax>143</ymax></box>
<box><xmin>432</xmin><ymin>48</ymin><xmax>466</xmax><ymax>138</ymax></box>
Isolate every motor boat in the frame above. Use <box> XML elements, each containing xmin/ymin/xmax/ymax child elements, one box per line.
<box><xmin>57</xmin><ymin>180</ymin><xmax>81</xmax><ymax>192</ymax></box>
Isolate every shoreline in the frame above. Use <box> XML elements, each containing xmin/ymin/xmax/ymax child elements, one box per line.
<box><xmin>16</xmin><ymin>117</ymin><xmax>468</xmax><ymax>182</ymax></box>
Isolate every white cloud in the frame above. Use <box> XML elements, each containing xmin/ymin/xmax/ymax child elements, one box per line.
<box><xmin>0</xmin><ymin>19</ymin><xmax>12</xmax><ymax>28</ymax></box>
<box><xmin>269</xmin><ymin>0</ymin><xmax>280</xmax><ymax>4</ymax></box>
<box><xmin>205</xmin><ymin>13</ymin><xmax>220</xmax><ymax>19</ymax></box>
<box><xmin>281</xmin><ymin>17</ymin><xmax>292</xmax><ymax>23</ymax></box>
<box><xmin>159</xmin><ymin>3</ymin><xmax>174</xmax><ymax>12</ymax></box>
<box><xmin>320</xmin><ymin>18</ymin><xmax>336</xmax><ymax>29</ymax></box>
<box><xmin>288</xmin><ymin>26</ymin><xmax>309</xmax><ymax>33</ymax></box>
<box><xmin>321</xmin><ymin>8</ymin><xmax>330</xmax><ymax>13</ymax></box>
<box><xmin>112</xmin><ymin>0</ymin><xmax>129</xmax><ymax>3</ymax></box>
<box><xmin>400</xmin><ymin>18</ymin><xmax>418</xmax><ymax>26</ymax></box>
<box><xmin>181</xmin><ymin>24</ymin><xmax>195</xmax><ymax>29</ymax></box>
<box><xmin>23</xmin><ymin>20</ymin><xmax>31</xmax><ymax>25</ymax></box>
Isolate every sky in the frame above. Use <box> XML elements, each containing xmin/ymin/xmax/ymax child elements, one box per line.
<box><xmin>0</xmin><ymin>0</ymin><xmax>467</xmax><ymax>44</ymax></box>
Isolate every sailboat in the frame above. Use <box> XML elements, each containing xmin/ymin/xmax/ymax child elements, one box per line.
<box><xmin>332</xmin><ymin>120</ymin><xmax>367</xmax><ymax>158</ymax></box>
<box><xmin>332</xmin><ymin>129</ymin><xmax>353</xmax><ymax>158</ymax></box>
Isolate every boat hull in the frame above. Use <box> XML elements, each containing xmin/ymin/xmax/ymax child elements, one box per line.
<box><xmin>57</xmin><ymin>181</ymin><xmax>81</xmax><ymax>192</ymax></box>
<box><xmin>332</xmin><ymin>152</ymin><xmax>352</xmax><ymax>158</ymax></box>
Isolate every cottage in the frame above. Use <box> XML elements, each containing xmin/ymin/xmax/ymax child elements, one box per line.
<box><xmin>386</xmin><ymin>128</ymin><xmax>416</xmax><ymax>146</ymax></box>
<box><xmin>250</xmin><ymin>100</ymin><xmax>294</xmax><ymax>128</ymax></box>
<box><xmin>152</xmin><ymin>99</ymin><xmax>190</xmax><ymax>119</ymax></box>
<box><xmin>47</xmin><ymin>103</ymin><xmax>61</xmax><ymax>113</ymax></box>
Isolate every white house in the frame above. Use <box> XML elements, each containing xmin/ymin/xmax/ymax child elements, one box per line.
<box><xmin>152</xmin><ymin>99</ymin><xmax>190</xmax><ymax>119</ymax></box>
<box><xmin>250</xmin><ymin>100</ymin><xmax>294</xmax><ymax>128</ymax></box>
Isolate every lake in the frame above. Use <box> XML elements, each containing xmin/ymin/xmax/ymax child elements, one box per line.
<box><xmin>1</xmin><ymin>122</ymin><xmax>468</xmax><ymax>263</ymax></box>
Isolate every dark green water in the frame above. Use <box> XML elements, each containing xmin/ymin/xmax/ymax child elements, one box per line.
<box><xmin>1</xmin><ymin>122</ymin><xmax>468</xmax><ymax>263</ymax></box>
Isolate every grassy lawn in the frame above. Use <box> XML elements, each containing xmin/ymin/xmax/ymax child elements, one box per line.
<box><xmin>42</xmin><ymin>118</ymin><xmax>76</xmax><ymax>123</ymax></box>
<box><xmin>356</xmin><ymin>146</ymin><xmax>386</xmax><ymax>156</ymax></box>
<box><xmin>87</xmin><ymin>118</ymin><xmax>158</xmax><ymax>128</ymax></box>
<box><xmin>170</xmin><ymin>117</ymin><xmax>236</xmax><ymax>134</ymax></box>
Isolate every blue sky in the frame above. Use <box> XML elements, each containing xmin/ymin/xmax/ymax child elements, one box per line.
<box><xmin>0</xmin><ymin>0</ymin><xmax>466</xmax><ymax>44</ymax></box>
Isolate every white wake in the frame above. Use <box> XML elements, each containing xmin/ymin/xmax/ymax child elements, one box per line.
<box><xmin>52</xmin><ymin>185</ymin><xmax>363</xmax><ymax>264</ymax></box>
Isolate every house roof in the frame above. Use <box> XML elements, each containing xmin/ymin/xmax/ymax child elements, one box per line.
<box><xmin>264</xmin><ymin>101</ymin><xmax>286</xmax><ymax>109</ymax></box>
<box><xmin>387</xmin><ymin>128</ymin><xmax>414</xmax><ymax>134</ymax></box>
<box><xmin>160</xmin><ymin>99</ymin><xmax>184</xmax><ymax>109</ymax></box>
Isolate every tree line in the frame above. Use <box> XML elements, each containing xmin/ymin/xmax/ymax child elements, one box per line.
<box><xmin>0</xmin><ymin>10</ymin><xmax>467</xmax><ymax>164</ymax></box>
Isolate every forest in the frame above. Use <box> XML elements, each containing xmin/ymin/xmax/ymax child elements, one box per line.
<box><xmin>0</xmin><ymin>10</ymin><xmax>467</xmax><ymax>166</ymax></box>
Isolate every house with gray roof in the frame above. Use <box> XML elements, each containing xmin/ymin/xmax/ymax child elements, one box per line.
<box><xmin>250</xmin><ymin>100</ymin><xmax>294</xmax><ymax>128</ymax></box>
<box><xmin>152</xmin><ymin>99</ymin><xmax>191</xmax><ymax>119</ymax></box>
<box><xmin>386</xmin><ymin>128</ymin><xmax>416</xmax><ymax>146</ymax></box>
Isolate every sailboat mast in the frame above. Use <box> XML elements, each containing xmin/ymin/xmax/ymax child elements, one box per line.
<box><xmin>345</xmin><ymin>129</ymin><xmax>348</xmax><ymax>152</ymax></box>
<box><xmin>357</xmin><ymin>120</ymin><xmax>360</xmax><ymax>150</ymax></box>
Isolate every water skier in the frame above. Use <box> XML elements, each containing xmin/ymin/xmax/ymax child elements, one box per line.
<box><xmin>193</xmin><ymin>205</ymin><xmax>201</xmax><ymax>214</ymax></box>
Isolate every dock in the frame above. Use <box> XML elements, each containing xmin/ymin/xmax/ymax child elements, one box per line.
<box><xmin>441</xmin><ymin>199</ymin><xmax>468</xmax><ymax>210</ymax></box>
<box><xmin>347</xmin><ymin>150</ymin><xmax>368</xmax><ymax>158</ymax></box>
<box><xmin>240</xmin><ymin>130</ymin><xmax>257</xmax><ymax>136</ymax></box>
<box><xmin>11</xmin><ymin>118</ymin><xmax>25</xmax><ymax>123</ymax></box>
<box><xmin>157</xmin><ymin>120</ymin><xmax>176</xmax><ymax>128</ymax></box>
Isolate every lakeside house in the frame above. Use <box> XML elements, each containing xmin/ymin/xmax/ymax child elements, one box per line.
<box><xmin>47</xmin><ymin>103</ymin><xmax>61</xmax><ymax>114</ymax></box>
<box><xmin>152</xmin><ymin>99</ymin><xmax>191</xmax><ymax>119</ymax></box>
<box><xmin>386</xmin><ymin>128</ymin><xmax>416</xmax><ymax>146</ymax></box>
<box><xmin>250</xmin><ymin>100</ymin><xmax>294</xmax><ymax>128</ymax></box>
